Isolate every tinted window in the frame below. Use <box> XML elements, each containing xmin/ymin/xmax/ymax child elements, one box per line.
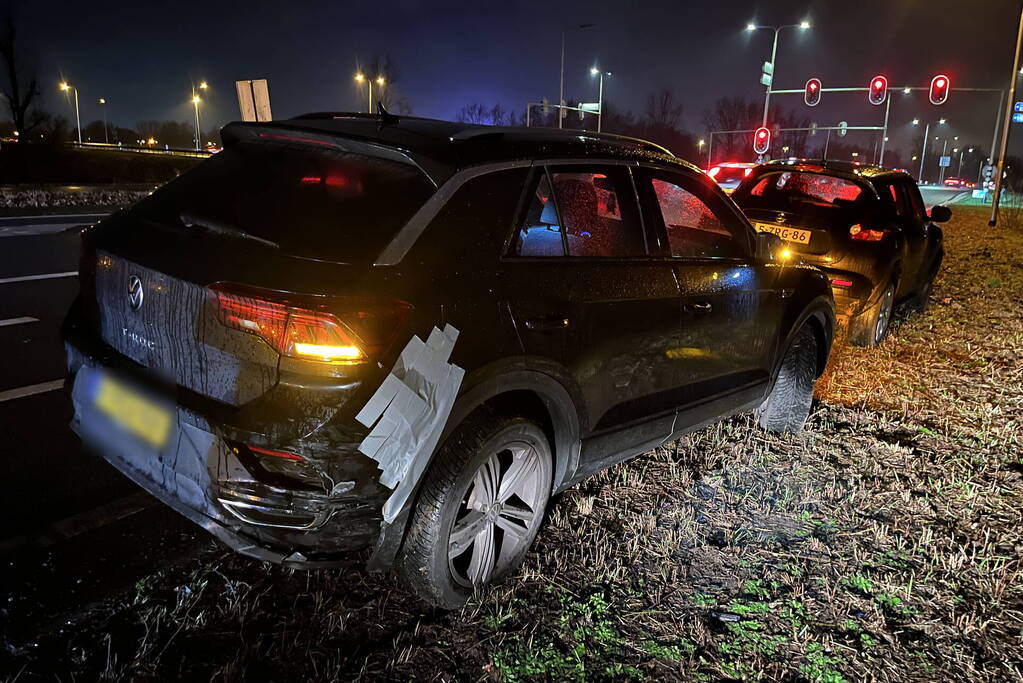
<box><xmin>651</xmin><ymin>177</ymin><xmax>742</xmax><ymax>258</ymax></box>
<box><xmin>902</xmin><ymin>181</ymin><xmax>928</xmax><ymax>220</ymax></box>
<box><xmin>737</xmin><ymin>171</ymin><xmax>867</xmax><ymax>209</ymax></box>
<box><xmin>514</xmin><ymin>167</ymin><xmax>645</xmax><ymax>258</ymax></box>
<box><xmin>132</xmin><ymin>142</ymin><xmax>435</xmax><ymax>263</ymax></box>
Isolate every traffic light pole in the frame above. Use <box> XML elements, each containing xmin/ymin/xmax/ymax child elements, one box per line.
<box><xmin>878</xmin><ymin>96</ymin><xmax>892</xmax><ymax>166</ymax></box>
<box><xmin>990</xmin><ymin>1</ymin><xmax>1023</xmax><ymax>226</ymax></box>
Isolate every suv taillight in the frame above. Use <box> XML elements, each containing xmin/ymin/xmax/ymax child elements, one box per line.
<box><xmin>849</xmin><ymin>224</ymin><xmax>888</xmax><ymax>242</ymax></box>
<box><xmin>208</xmin><ymin>284</ymin><xmax>411</xmax><ymax>364</ymax></box>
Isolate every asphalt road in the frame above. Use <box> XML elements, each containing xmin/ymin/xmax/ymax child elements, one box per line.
<box><xmin>0</xmin><ymin>213</ymin><xmax>206</xmax><ymax>643</ymax></box>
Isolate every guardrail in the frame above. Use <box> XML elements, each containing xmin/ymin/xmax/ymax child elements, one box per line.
<box><xmin>69</xmin><ymin>141</ymin><xmax>213</xmax><ymax>159</ymax></box>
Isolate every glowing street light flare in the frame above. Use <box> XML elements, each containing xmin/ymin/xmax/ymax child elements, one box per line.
<box><xmin>58</xmin><ymin>81</ymin><xmax>81</xmax><ymax>145</ymax></box>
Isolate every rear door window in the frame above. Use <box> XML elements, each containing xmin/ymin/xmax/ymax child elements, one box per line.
<box><xmin>513</xmin><ymin>167</ymin><xmax>646</xmax><ymax>258</ymax></box>
<box><xmin>637</xmin><ymin>169</ymin><xmax>750</xmax><ymax>259</ymax></box>
<box><xmin>131</xmin><ymin>142</ymin><xmax>435</xmax><ymax>263</ymax></box>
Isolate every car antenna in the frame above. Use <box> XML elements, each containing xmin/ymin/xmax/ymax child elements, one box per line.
<box><xmin>377</xmin><ymin>102</ymin><xmax>399</xmax><ymax>128</ymax></box>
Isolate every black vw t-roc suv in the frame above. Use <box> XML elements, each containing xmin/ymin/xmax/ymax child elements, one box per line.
<box><xmin>64</xmin><ymin>114</ymin><xmax>835</xmax><ymax>607</ymax></box>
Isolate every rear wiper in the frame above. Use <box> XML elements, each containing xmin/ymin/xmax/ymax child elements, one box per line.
<box><xmin>179</xmin><ymin>212</ymin><xmax>279</xmax><ymax>250</ymax></box>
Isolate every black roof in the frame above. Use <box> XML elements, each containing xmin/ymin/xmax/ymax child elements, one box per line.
<box><xmin>756</xmin><ymin>158</ymin><xmax>912</xmax><ymax>183</ymax></box>
<box><xmin>221</xmin><ymin>112</ymin><xmax>690</xmax><ymax>186</ymax></box>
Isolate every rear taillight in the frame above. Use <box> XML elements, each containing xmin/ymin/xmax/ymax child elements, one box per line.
<box><xmin>849</xmin><ymin>224</ymin><xmax>888</xmax><ymax>242</ymax></box>
<box><xmin>743</xmin><ymin>168</ymin><xmax>753</xmax><ymax>177</ymax></box>
<box><xmin>208</xmin><ymin>284</ymin><xmax>411</xmax><ymax>364</ymax></box>
<box><xmin>708</xmin><ymin>166</ymin><xmax>721</xmax><ymax>177</ymax></box>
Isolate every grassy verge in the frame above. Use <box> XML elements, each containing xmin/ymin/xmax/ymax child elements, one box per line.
<box><xmin>5</xmin><ymin>207</ymin><xmax>1022</xmax><ymax>682</ymax></box>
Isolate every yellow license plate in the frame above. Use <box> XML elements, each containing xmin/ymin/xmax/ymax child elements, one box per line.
<box><xmin>754</xmin><ymin>223</ymin><xmax>812</xmax><ymax>244</ymax></box>
<box><xmin>94</xmin><ymin>376</ymin><xmax>172</xmax><ymax>448</ymax></box>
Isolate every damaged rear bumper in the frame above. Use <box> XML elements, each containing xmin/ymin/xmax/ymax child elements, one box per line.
<box><xmin>66</xmin><ymin>347</ymin><xmax>386</xmax><ymax>569</ymax></box>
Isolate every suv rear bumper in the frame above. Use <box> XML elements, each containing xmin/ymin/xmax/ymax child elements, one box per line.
<box><xmin>66</xmin><ymin>343</ymin><xmax>385</xmax><ymax>568</ymax></box>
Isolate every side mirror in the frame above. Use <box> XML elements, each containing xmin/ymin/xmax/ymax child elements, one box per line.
<box><xmin>755</xmin><ymin>231</ymin><xmax>785</xmax><ymax>261</ymax></box>
<box><xmin>928</xmin><ymin>205</ymin><xmax>952</xmax><ymax>223</ymax></box>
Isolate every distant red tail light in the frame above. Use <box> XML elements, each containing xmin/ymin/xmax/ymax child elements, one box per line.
<box><xmin>208</xmin><ymin>283</ymin><xmax>412</xmax><ymax>364</ymax></box>
<box><xmin>849</xmin><ymin>224</ymin><xmax>888</xmax><ymax>242</ymax></box>
<box><xmin>830</xmin><ymin>279</ymin><xmax>853</xmax><ymax>288</ymax></box>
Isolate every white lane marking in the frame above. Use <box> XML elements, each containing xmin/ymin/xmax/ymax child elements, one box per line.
<box><xmin>0</xmin><ymin>316</ymin><xmax>39</xmax><ymax>327</ymax></box>
<box><xmin>0</xmin><ymin>379</ymin><xmax>65</xmax><ymax>403</ymax></box>
<box><xmin>0</xmin><ymin>271</ymin><xmax>78</xmax><ymax>285</ymax></box>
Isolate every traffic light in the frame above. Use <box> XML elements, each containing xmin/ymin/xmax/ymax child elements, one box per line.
<box><xmin>804</xmin><ymin>78</ymin><xmax>822</xmax><ymax>107</ymax></box>
<box><xmin>868</xmin><ymin>75</ymin><xmax>888</xmax><ymax>106</ymax></box>
<box><xmin>929</xmin><ymin>74</ymin><xmax>950</xmax><ymax>105</ymax></box>
<box><xmin>753</xmin><ymin>127</ymin><xmax>771</xmax><ymax>156</ymax></box>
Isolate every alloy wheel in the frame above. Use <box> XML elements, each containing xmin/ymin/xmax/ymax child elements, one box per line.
<box><xmin>447</xmin><ymin>441</ymin><xmax>546</xmax><ymax>588</ymax></box>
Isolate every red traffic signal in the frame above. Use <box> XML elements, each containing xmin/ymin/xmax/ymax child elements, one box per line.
<box><xmin>804</xmin><ymin>78</ymin><xmax>822</xmax><ymax>107</ymax></box>
<box><xmin>930</xmin><ymin>74</ymin><xmax>950</xmax><ymax>105</ymax></box>
<box><xmin>868</xmin><ymin>75</ymin><xmax>888</xmax><ymax>106</ymax></box>
<box><xmin>753</xmin><ymin>127</ymin><xmax>771</xmax><ymax>156</ymax></box>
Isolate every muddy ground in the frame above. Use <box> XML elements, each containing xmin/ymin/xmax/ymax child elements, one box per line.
<box><xmin>2</xmin><ymin>206</ymin><xmax>1021</xmax><ymax>682</ymax></box>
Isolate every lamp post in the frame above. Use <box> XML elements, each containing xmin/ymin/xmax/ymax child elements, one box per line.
<box><xmin>355</xmin><ymin>73</ymin><xmax>385</xmax><ymax>113</ymax></box>
<box><xmin>98</xmin><ymin>97</ymin><xmax>108</xmax><ymax>143</ymax></box>
<box><xmin>746</xmin><ymin>20</ymin><xmax>810</xmax><ymax>127</ymax></box>
<box><xmin>913</xmin><ymin>118</ymin><xmax>947</xmax><ymax>184</ymax></box>
<box><xmin>590</xmin><ymin>67</ymin><xmax>611</xmax><ymax>132</ymax></box>
<box><xmin>192</xmin><ymin>94</ymin><xmax>202</xmax><ymax>151</ymax></box>
<box><xmin>59</xmin><ymin>82</ymin><xmax>81</xmax><ymax>145</ymax></box>
<box><xmin>559</xmin><ymin>23</ymin><xmax>595</xmax><ymax>129</ymax></box>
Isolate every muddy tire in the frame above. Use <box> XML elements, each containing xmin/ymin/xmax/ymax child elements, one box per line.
<box><xmin>756</xmin><ymin>324</ymin><xmax>817</xmax><ymax>434</ymax></box>
<box><xmin>395</xmin><ymin>410</ymin><xmax>552</xmax><ymax>609</ymax></box>
<box><xmin>849</xmin><ymin>281</ymin><xmax>895</xmax><ymax>347</ymax></box>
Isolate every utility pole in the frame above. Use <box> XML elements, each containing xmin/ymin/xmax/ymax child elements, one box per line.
<box><xmin>990</xmin><ymin>1</ymin><xmax>1023</xmax><ymax>225</ymax></box>
<box><xmin>917</xmin><ymin>123</ymin><xmax>930</xmax><ymax>182</ymax></box>
<box><xmin>939</xmin><ymin>139</ymin><xmax>949</xmax><ymax>184</ymax></box>
<box><xmin>878</xmin><ymin>95</ymin><xmax>891</xmax><ymax>166</ymax></box>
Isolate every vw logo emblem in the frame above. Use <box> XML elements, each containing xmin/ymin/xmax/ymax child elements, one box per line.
<box><xmin>776</xmin><ymin>213</ymin><xmax>787</xmax><ymax>224</ymax></box>
<box><xmin>127</xmin><ymin>275</ymin><xmax>144</xmax><ymax>311</ymax></box>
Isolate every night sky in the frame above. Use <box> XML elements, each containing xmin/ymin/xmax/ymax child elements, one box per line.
<box><xmin>13</xmin><ymin>0</ymin><xmax>1023</xmax><ymax>160</ymax></box>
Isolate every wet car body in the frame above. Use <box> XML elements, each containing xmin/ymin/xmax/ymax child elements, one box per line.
<box><xmin>731</xmin><ymin>160</ymin><xmax>946</xmax><ymax>328</ymax></box>
<box><xmin>63</xmin><ymin>115</ymin><xmax>835</xmax><ymax>573</ymax></box>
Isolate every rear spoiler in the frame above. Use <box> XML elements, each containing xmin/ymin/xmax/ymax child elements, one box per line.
<box><xmin>220</xmin><ymin>122</ymin><xmax>447</xmax><ymax>188</ymax></box>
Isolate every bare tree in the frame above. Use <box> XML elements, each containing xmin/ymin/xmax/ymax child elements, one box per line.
<box><xmin>702</xmin><ymin>96</ymin><xmax>761</xmax><ymax>163</ymax></box>
<box><xmin>456</xmin><ymin>102</ymin><xmax>490</xmax><ymax>125</ymax></box>
<box><xmin>0</xmin><ymin>9</ymin><xmax>44</xmax><ymax>135</ymax></box>
<box><xmin>359</xmin><ymin>54</ymin><xmax>413</xmax><ymax>113</ymax></box>
<box><xmin>645</xmin><ymin>88</ymin><xmax>684</xmax><ymax>130</ymax></box>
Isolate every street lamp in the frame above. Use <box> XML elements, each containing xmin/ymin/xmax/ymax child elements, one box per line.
<box><xmin>559</xmin><ymin>23</ymin><xmax>596</xmax><ymax>129</ymax></box>
<box><xmin>913</xmin><ymin>118</ymin><xmax>948</xmax><ymax>183</ymax></box>
<box><xmin>746</xmin><ymin>20</ymin><xmax>811</xmax><ymax>127</ymax></box>
<box><xmin>59</xmin><ymin>81</ymin><xmax>82</xmax><ymax>145</ymax></box>
<box><xmin>590</xmin><ymin>66</ymin><xmax>611</xmax><ymax>133</ymax></box>
<box><xmin>355</xmin><ymin>73</ymin><xmax>384</xmax><ymax>113</ymax></box>
<box><xmin>98</xmin><ymin>97</ymin><xmax>108</xmax><ymax>143</ymax></box>
<box><xmin>192</xmin><ymin>94</ymin><xmax>202</xmax><ymax>151</ymax></box>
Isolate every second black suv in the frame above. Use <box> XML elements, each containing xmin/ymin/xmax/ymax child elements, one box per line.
<box><xmin>732</xmin><ymin>160</ymin><xmax>947</xmax><ymax>346</ymax></box>
<box><xmin>64</xmin><ymin>115</ymin><xmax>835</xmax><ymax>607</ymax></box>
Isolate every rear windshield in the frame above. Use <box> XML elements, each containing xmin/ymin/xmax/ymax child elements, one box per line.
<box><xmin>733</xmin><ymin>170</ymin><xmax>870</xmax><ymax>211</ymax></box>
<box><xmin>131</xmin><ymin>142</ymin><xmax>435</xmax><ymax>263</ymax></box>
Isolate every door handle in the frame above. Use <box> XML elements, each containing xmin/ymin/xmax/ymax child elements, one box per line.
<box><xmin>685</xmin><ymin>301</ymin><xmax>713</xmax><ymax>314</ymax></box>
<box><xmin>523</xmin><ymin>315</ymin><xmax>570</xmax><ymax>331</ymax></box>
